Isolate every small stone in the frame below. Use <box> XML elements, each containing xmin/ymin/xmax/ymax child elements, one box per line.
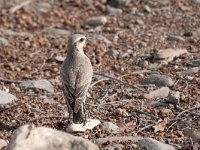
<box><xmin>167</xmin><ymin>35</ymin><xmax>185</xmax><ymax>42</ymax></box>
<box><xmin>107</xmin><ymin>6</ymin><xmax>122</xmax><ymax>14</ymax></box>
<box><xmin>114</xmin><ymin>144</ymin><xmax>123</xmax><ymax>150</ymax></box>
<box><xmin>144</xmin><ymin>5</ymin><xmax>151</xmax><ymax>13</ymax></box>
<box><xmin>55</xmin><ymin>56</ymin><xmax>65</xmax><ymax>62</ymax></box>
<box><xmin>106</xmin><ymin>49</ymin><xmax>120</xmax><ymax>59</ymax></box>
<box><xmin>0</xmin><ymin>29</ymin><xmax>30</xmax><ymax>37</ymax></box>
<box><xmin>85</xmin><ymin>16</ymin><xmax>107</xmax><ymax>27</ymax></box>
<box><xmin>136</xmin><ymin>19</ymin><xmax>144</xmax><ymax>25</ymax></box>
<box><xmin>19</xmin><ymin>79</ymin><xmax>54</xmax><ymax>93</ymax></box>
<box><xmin>0</xmin><ymin>37</ymin><xmax>10</xmax><ymax>46</ymax></box>
<box><xmin>142</xmin><ymin>87</ymin><xmax>170</xmax><ymax>100</ymax></box>
<box><xmin>191</xmin><ymin>0</ymin><xmax>200</xmax><ymax>4</ymax></box>
<box><xmin>192</xmin><ymin>59</ymin><xmax>200</xmax><ymax>67</ymax></box>
<box><xmin>176</xmin><ymin>131</ymin><xmax>184</xmax><ymax>137</ymax></box>
<box><xmin>138</xmin><ymin>138</ymin><xmax>175</xmax><ymax>150</ymax></box>
<box><xmin>179</xmin><ymin>67</ymin><xmax>199</xmax><ymax>75</ymax></box>
<box><xmin>93</xmin><ymin>34</ymin><xmax>111</xmax><ymax>47</ymax></box>
<box><xmin>108</xmin><ymin>0</ymin><xmax>131</xmax><ymax>8</ymax></box>
<box><xmin>66</xmin><ymin>119</ymin><xmax>101</xmax><ymax>132</ymax></box>
<box><xmin>153</xmin><ymin>48</ymin><xmax>188</xmax><ymax>62</ymax></box>
<box><xmin>37</xmin><ymin>2</ymin><xmax>52</xmax><ymax>13</ymax></box>
<box><xmin>183</xmin><ymin>128</ymin><xmax>200</xmax><ymax>142</ymax></box>
<box><xmin>141</xmin><ymin>74</ymin><xmax>174</xmax><ymax>87</ymax></box>
<box><xmin>166</xmin><ymin>91</ymin><xmax>180</xmax><ymax>105</ymax></box>
<box><xmin>0</xmin><ymin>90</ymin><xmax>17</xmax><ymax>104</ymax></box>
<box><xmin>101</xmin><ymin>122</ymin><xmax>119</xmax><ymax>132</ymax></box>
<box><xmin>43</xmin><ymin>28</ymin><xmax>71</xmax><ymax>36</ymax></box>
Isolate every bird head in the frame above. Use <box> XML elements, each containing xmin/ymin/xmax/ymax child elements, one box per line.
<box><xmin>68</xmin><ymin>34</ymin><xmax>87</xmax><ymax>53</ymax></box>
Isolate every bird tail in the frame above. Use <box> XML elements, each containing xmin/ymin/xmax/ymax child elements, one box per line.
<box><xmin>73</xmin><ymin>109</ymin><xmax>84</xmax><ymax>124</ymax></box>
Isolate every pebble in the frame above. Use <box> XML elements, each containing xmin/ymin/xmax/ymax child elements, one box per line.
<box><xmin>107</xmin><ymin>6</ymin><xmax>122</xmax><ymax>15</ymax></box>
<box><xmin>191</xmin><ymin>0</ymin><xmax>200</xmax><ymax>4</ymax></box>
<box><xmin>93</xmin><ymin>34</ymin><xmax>111</xmax><ymax>47</ymax></box>
<box><xmin>66</xmin><ymin>119</ymin><xmax>101</xmax><ymax>132</ymax></box>
<box><xmin>138</xmin><ymin>138</ymin><xmax>175</xmax><ymax>150</ymax></box>
<box><xmin>144</xmin><ymin>5</ymin><xmax>151</xmax><ymax>13</ymax></box>
<box><xmin>136</xmin><ymin>19</ymin><xmax>144</xmax><ymax>25</ymax></box>
<box><xmin>179</xmin><ymin>67</ymin><xmax>199</xmax><ymax>75</ymax></box>
<box><xmin>106</xmin><ymin>49</ymin><xmax>120</xmax><ymax>59</ymax></box>
<box><xmin>166</xmin><ymin>91</ymin><xmax>180</xmax><ymax>105</ymax></box>
<box><xmin>192</xmin><ymin>59</ymin><xmax>200</xmax><ymax>67</ymax></box>
<box><xmin>19</xmin><ymin>79</ymin><xmax>54</xmax><ymax>93</ymax></box>
<box><xmin>85</xmin><ymin>16</ymin><xmax>107</xmax><ymax>27</ymax></box>
<box><xmin>0</xmin><ymin>37</ymin><xmax>10</xmax><ymax>46</ymax></box>
<box><xmin>166</xmin><ymin>35</ymin><xmax>185</xmax><ymax>42</ymax></box>
<box><xmin>153</xmin><ymin>48</ymin><xmax>188</xmax><ymax>62</ymax></box>
<box><xmin>183</xmin><ymin>128</ymin><xmax>200</xmax><ymax>142</ymax></box>
<box><xmin>43</xmin><ymin>28</ymin><xmax>71</xmax><ymax>37</ymax></box>
<box><xmin>0</xmin><ymin>90</ymin><xmax>17</xmax><ymax>104</ymax></box>
<box><xmin>37</xmin><ymin>2</ymin><xmax>52</xmax><ymax>13</ymax></box>
<box><xmin>142</xmin><ymin>87</ymin><xmax>170</xmax><ymax>100</ymax></box>
<box><xmin>101</xmin><ymin>122</ymin><xmax>119</xmax><ymax>132</ymax></box>
<box><xmin>141</xmin><ymin>74</ymin><xmax>174</xmax><ymax>87</ymax></box>
<box><xmin>55</xmin><ymin>56</ymin><xmax>65</xmax><ymax>62</ymax></box>
<box><xmin>160</xmin><ymin>108</ymin><xmax>172</xmax><ymax>117</ymax></box>
<box><xmin>108</xmin><ymin>0</ymin><xmax>131</xmax><ymax>8</ymax></box>
<box><xmin>0</xmin><ymin>29</ymin><xmax>30</xmax><ymax>37</ymax></box>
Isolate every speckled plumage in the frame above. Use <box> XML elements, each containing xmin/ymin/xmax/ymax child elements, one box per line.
<box><xmin>60</xmin><ymin>34</ymin><xmax>93</xmax><ymax>124</ymax></box>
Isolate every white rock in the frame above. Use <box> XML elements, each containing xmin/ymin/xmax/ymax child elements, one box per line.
<box><xmin>153</xmin><ymin>48</ymin><xmax>188</xmax><ymax>62</ymax></box>
<box><xmin>66</xmin><ymin>119</ymin><xmax>101</xmax><ymax>132</ymax></box>
<box><xmin>0</xmin><ymin>37</ymin><xmax>10</xmax><ymax>46</ymax></box>
<box><xmin>43</xmin><ymin>28</ymin><xmax>71</xmax><ymax>37</ymax></box>
<box><xmin>85</xmin><ymin>16</ymin><xmax>107</xmax><ymax>27</ymax></box>
<box><xmin>141</xmin><ymin>74</ymin><xmax>174</xmax><ymax>87</ymax></box>
<box><xmin>0</xmin><ymin>90</ymin><xmax>17</xmax><ymax>104</ymax></box>
<box><xmin>142</xmin><ymin>87</ymin><xmax>170</xmax><ymax>100</ymax></box>
<box><xmin>6</xmin><ymin>124</ymin><xmax>99</xmax><ymax>150</ymax></box>
<box><xmin>101</xmin><ymin>122</ymin><xmax>119</xmax><ymax>132</ymax></box>
<box><xmin>107</xmin><ymin>6</ymin><xmax>122</xmax><ymax>14</ymax></box>
<box><xmin>55</xmin><ymin>56</ymin><xmax>65</xmax><ymax>62</ymax></box>
<box><xmin>138</xmin><ymin>138</ymin><xmax>175</xmax><ymax>150</ymax></box>
<box><xmin>144</xmin><ymin>5</ymin><xmax>151</xmax><ymax>13</ymax></box>
<box><xmin>19</xmin><ymin>79</ymin><xmax>54</xmax><ymax>93</ymax></box>
<box><xmin>0</xmin><ymin>139</ymin><xmax>8</xmax><ymax>150</ymax></box>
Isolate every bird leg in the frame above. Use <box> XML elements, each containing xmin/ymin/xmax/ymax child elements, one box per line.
<box><xmin>83</xmin><ymin>102</ymin><xmax>87</xmax><ymax>126</ymax></box>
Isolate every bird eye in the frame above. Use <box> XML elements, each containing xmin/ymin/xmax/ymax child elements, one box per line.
<box><xmin>79</xmin><ymin>38</ymin><xmax>85</xmax><ymax>42</ymax></box>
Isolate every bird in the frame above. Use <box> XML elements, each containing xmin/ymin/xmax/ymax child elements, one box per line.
<box><xmin>60</xmin><ymin>34</ymin><xmax>93</xmax><ymax>125</ymax></box>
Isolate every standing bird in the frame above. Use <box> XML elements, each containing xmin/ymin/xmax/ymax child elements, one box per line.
<box><xmin>60</xmin><ymin>34</ymin><xmax>93</xmax><ymax>125</ymax></box>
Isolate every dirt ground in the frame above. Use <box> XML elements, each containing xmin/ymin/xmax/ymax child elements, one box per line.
<box><xmin>0</xmin><ymin>0</ymin><xmax>199</xmax><ymax>149</ymax></box>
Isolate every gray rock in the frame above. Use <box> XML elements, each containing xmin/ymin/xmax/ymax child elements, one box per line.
<box><xmin>0</xmin><ymin>90</ymin><xmax>17</xmax><ymax>104</ymax></box>
<box><xmin>166</xmin><ymin>91</ymin><xmax>180</xmax><ymax>105</ymax></box>
<box><xmin>108</xmin><ymin>0</ymin><xmax>131</xmax><ymax>8</ymax></box>
<box><xmin>192</xmin><ymin>59</ymin><xmax>200</xmax><ymax>67</ymax></box>
<box><xmin>138</xmin><ymin>138</ymin><xmax>175</xmax><ymax>150</ymax></box>
<box><xmin>167</xmin><ymin>35</ymin><xmax>185</xmax><ymax>42</ymax></box>
<box><xmin>19</xmin><ymin>79</ymin><xmax>54</xmax><ymax>93</ymax></box>
<box><xmin>106</xmin><ymin>49</ymin><xmax>120</xmax><ymax>59</ymax></box>
<box><xmin>101</xmin><ymin>147</ymin><xmax>114</xmax><ymax>150</ymax></box>
<box><xmin>114</xmin><ymin>144</ymin><xmax>124</xmax><ymax>149</ymax></box>
<box><xmin>136</xmin><ymin>19</ymin><xmax>144</xmax><ymax>25</ymax></box>
<box><xmin>142</xmin><ymin>87</ymin><xmax>170</xmax><ymax>100</ymax></box>
<box><xmin>141</xmin><ymin>74</ymin><xmax>174</xmax><ymax>87</ymax></box>
<box><xmin>93</xmin><ymin>34</ymin><xmax>111</xmax><ymax>47</ymax></box>
<box><xmin>191</xmin><ymin>0</ymin><xmax>200</xmax><ymax>4</ymax></box>
<box><xmin>183</xmin><ymin>127</ymin><xmax>200</xmax><ymax>142</ymax></box>
<box><xmin>107</xmin><ymin>6</ymin><xmax>122</xmax><ymax>15</ymax></box>
<box><xmin>144</xmin><ymin>5</ymin><xmax>151</xmax><ymax>13</ymax></box>
<box><xmin>6</xmin><ymin>124</ymin><xmax>99</xmax><ymax>150</ymax></box>
<box><xmin>0</xmin><ymin>29</ymin><xmax>30</xmax><ymax>37</ymax></box>
<box><xmin>101</xmin><ymin>122</ymin><xmax>119</xmax><ymax>132</ymax></box>
<box><xmin>43</xmin><ymin>28</ymin><xmax>71</xmax><ymax>37</ymax></box>
<box><xmin>37</xmin><ymin>2</ymin><xmax>52</xmax><ymax>13</ymax></box>
<box><xmin>85</xmin><ymin>16</ymin><xmax>107</xmax><ymax>27</ymax></box>
<box><xmin>81</xmin><ymin>0</ymin><xmax>94</xmax><ymax>5</ymax></box>
<box><xmin>179</xmin><ymin>67</ymin><xmax>200</xmax><ymax>75</ymax></box>
<box><xmin>0</xmin><ymin>37</ymin><xmax>10</xmax><ymax>46</ymax></box>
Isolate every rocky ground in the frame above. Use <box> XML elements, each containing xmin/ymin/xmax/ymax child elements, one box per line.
<box><xmin>0</xmin><ymin>0</ymin><xmax>200</xmax><ymax>150</ymax></box>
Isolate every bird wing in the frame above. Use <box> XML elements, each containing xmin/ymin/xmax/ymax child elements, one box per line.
<box><xmin>73</xmin><ymin>71</ymin><xmax>92</xmax><ymax>114</ymax></box>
